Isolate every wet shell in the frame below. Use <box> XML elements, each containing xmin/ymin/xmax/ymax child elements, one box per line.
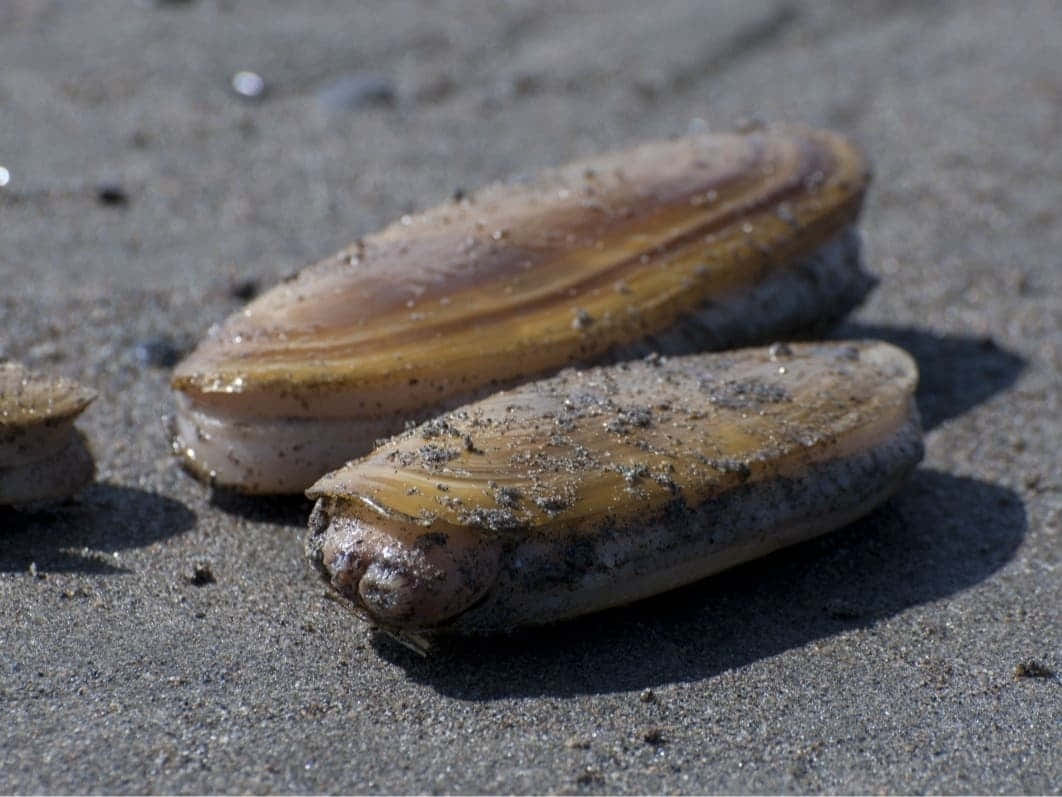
<box><xmin>0</xmin><ymin>361</ymin><xmax>96</xmax><ymax>505</ymax></box>
<box><xmin>172</xmin><ymin>126</ymin><xmax>873</xmax><ymax>493</ymax></box>
<box><xmin>306</xmin><ymin>340</ymin><xmax>923</xmax><ymax>644</ymax></box>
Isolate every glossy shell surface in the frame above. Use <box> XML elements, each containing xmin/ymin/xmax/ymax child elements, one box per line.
<box><xmin>0</xmin><ymin>361</ymin><xmax>96</xmax><ymax>505</ymax></box>
<box><xmin>307</xmin><ymin>341</ymin><xmax>923</xmax><ymax>640</ymax></box>
<box><xmin>172</xmin><ymin>126</ymin><xmax>872</xmax><ymax>493</ymax></box>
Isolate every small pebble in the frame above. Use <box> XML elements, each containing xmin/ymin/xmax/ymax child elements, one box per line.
<box><xmin>231</xmin><ymin>70</ymin><xmax>266</xmax><ymax>100</ymax></box>
<box><xmin>135</xmin><ymin>336</ymin><xmax>182</xmax><ymax>368</ymax></box>
<box><xmin>129</xmin><ymin>130</ymin><xmax>151</xmax><ymax>148</ymax></box>
<box><xmin>317</xmin><ymin>73</ymin><xmax>396</xmax><ymax>112</ymax></box>
<box><xmin>572</xmin><ymin>308</ymin><xmax>594</xmax><ymax>330</ymax></box>
<box><xmin>639</xmin><ymin>688</ymin><xmax>655</xmax><ymax>703</ymax></box>
<box><xmin>769</xmin><ymin>341</ymin><xmax>793</xmax><ymax>360</ymax></box>
<box><xmin>575</xmin><ymin>768</ymin><xmax>604</xmax><ymax>787</ymax></box>
<box><xmin>96</xmin><ymin>184</ymin><xmax>128</xmax><ymax>206</ymax></box>
<box><xmin>229</xmin><ymin>277</ymin><xmax>260</xmax><ymax>301</ymax></box>
<box><xmin>642</xmin><ymin>727</ymin><xmax>666</xmax><ymax>746</ymax></box>
<box><xmin>1014</xmin><ymin>660</ymin><xmax>1055</xmax><ymax>679</ymax></box>
<box><xmin>189</xmin><ymin>563</ymin><xmax>215</xmax><ymax>587</ymax></box>
<box><xmin>0</xmin><ymin>166</ymin><xmax>10</xmax><ymax>187</ymax></box>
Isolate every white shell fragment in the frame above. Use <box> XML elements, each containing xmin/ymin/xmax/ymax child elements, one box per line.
<box><xmin>0</xmin><ymin>361</ymin><xmax>97</xmax><ymax>506</ymax></box>
<box><xmin>307</xmin><ymin>341</ymin><xmax>923</xmax><ymax>642</ymax></box>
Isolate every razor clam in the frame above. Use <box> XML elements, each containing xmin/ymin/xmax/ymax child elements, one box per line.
<box><xmin>1</xmin><ymin>361</ymin><xmax>96</xmax><ymax>506</ymax></box>
<box><xmin>307</xmin><ymin>341</ymin><xmax>922</xmax><ymax>643</ymax></box>
<box><xmin>172</xmin><ymin>126</ymin><xmax>873</xmax><ymax>493</ymax></box>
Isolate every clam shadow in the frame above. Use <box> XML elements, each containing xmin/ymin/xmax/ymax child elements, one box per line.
<box><xmin>373</xmin><ymin>469</ymin><xmax>1025</xmax><ymax>698</ymax></box>
<box><xmin>0</xmin><ymin>483</ymin><xmax>196</xmax><ymax>574</ymax></box>
<box><xmin>829</xmin><ymin>322</ymin><xmax>1025</xmax><ymax>430</ymax></box>
<box><xmin>208</xmin><ymin>489</ymin><xmax>314</xmax><ymax>528</ymax></box>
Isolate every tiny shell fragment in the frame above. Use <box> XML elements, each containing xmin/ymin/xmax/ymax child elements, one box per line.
<box><xmin>172</xmin><ymin>126</ymin><xmax>874</xmax><ymax>493</ymax></box>
<box><xmin>306</xmin><ymin>341</ymin><xmax>923</xmax><ymax>642</ymax></box>
<box><xmin>1</xmin><ymin>361</ymin><xmax>96</xmax><ymax>505</ymax></box>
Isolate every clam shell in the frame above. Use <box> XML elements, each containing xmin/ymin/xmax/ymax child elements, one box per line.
<box><xmin>0</xmin><ymin>430</ymin><xmax>96</xmax><ymax>506</ymax></box>
<box><xmin>307</xmin><ymin>340</ymin><xmax>923</xmax><ymax>639</ymax></box>
<box><xmin>173</xmin><ymin>126</ymin><xmax>873</xmax><ymax>493</ymax></box>
<box><xmin>0</xmin><ymin>361</ymin><xmax>97</xmax><ymax>505</ymax></box>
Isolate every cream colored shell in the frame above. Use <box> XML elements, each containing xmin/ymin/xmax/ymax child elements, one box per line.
<box><xmin>1</xmin><ymin>361</ymin><xmax>96</xmax><ymax>505</ymax></box>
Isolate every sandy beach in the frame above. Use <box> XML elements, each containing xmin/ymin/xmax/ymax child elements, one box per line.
<box><xmin>1</xmin><ymin>1</ymin><xmax>1059</xmax><ymax>792</ymax></box>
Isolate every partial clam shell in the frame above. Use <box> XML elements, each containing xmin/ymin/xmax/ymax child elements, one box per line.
<box><xmin>173</xmin><ymin>126</ymin><xmax>873</xmax><ymax>493</ymax></box>
<box><xmin>1</xmin><ymin>361</ymin><xmax>97</xmax><ymax>505</ymax></box>
<box><xmin>307</xmin><ymin>340</ymin><xmax>923</xmax><ymax>641</ymax></box>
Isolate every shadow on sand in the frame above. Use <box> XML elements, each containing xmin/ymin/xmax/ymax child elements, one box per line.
<box><xmin>831</xmin><ymin>322</ymin><xmax>1025</xmax><ymax>431</ymax></box>
<box><xmin>373</xmin><ymin>469</ymin><xmax>1025</xmax><ymax>699</ymax></box>
<box><xmin>0</xmin><ymin>483</ymin><xmax>196</xmax><ymax>574</ymax></box>
<box><xmin>208</xmin><ymin>489</ymin><xmax>314</xmax><ymax>528</ymax></box>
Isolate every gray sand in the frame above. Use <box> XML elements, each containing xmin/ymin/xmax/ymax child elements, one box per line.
<box><xmin>1</xmin><ymin>1</ymin><xmax>1059</xmax><ymax>793</ymax></box>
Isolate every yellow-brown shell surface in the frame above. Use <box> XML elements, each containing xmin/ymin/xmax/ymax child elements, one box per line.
<box><xmin>307</xmin><ymin>341</ymin><xmax>923</xmax><ymax>636</ymax></box>
<box><xmin>176</xmin><ymin>127</ymin><xmax>867</xmax><ymax>416</ymax></box>
<box><xmin>172</xmin><ymin>126</ymin><xmax>871</xmax><ymax>493</ymax></box>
